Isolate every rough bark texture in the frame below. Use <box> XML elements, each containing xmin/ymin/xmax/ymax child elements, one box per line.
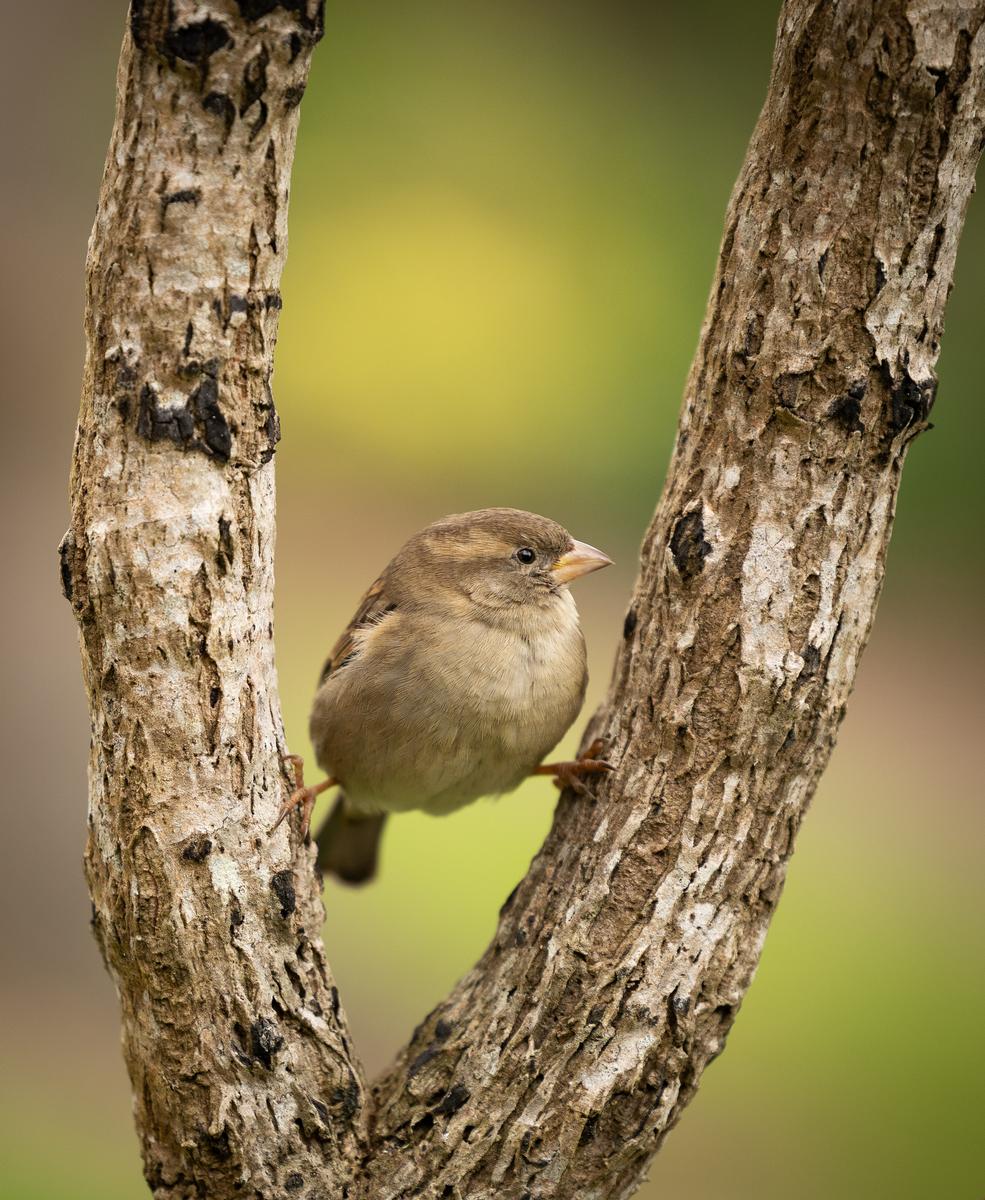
<box><xmin>65</xmin><ymin>2</ymin><xmax>984</xmax><ymax>1199</ymax></box>
<box><xmin>64</xmin><ymin>3</ymin><xmax>369</xmax><ymax>1196</ymax></box>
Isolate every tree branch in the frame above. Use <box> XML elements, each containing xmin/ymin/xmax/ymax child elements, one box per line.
<box><xmin>65</xmin><ymin>3</ymin><xmax>367</xmax><ymax>1194</ymax></box>
<box><xmin>66</xmin><ymin>2</ymin><xmax>983</xmax><ymax>1198</ymax></box>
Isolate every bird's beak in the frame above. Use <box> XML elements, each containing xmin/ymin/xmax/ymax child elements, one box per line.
<box><xmin>551</xmin><ymin>539</ymin><xmax>613</xmax><ymax>585</ymax></box>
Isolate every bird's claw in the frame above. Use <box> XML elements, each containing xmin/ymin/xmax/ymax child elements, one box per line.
<box><xmin>269</xmin><ymin>786</ymin><xmax>318</xmax><ymax>840</ymax></box>
<box><xmin>546</xmin><ymin>738</ymin><xmax>614</xmax><ymax>795</ymax></box>
<box><xmin>270</xmin><ymin>754</ymin><xmax>337</xmax><ymax>839</ymax></box>
<box><xmin>270</xmin><ymin>754</ymin><xmax>313</xmax><ymax>839</ymax></box>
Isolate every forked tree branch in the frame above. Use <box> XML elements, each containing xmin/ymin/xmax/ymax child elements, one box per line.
<box><xmin>64</xmin><ymin>2</ymin><xmax>984</xmax><ymax>1197</ymax></box>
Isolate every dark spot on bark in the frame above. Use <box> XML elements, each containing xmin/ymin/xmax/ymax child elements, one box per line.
<box><xmin>237</xmin><ymin>0</ymin><xmax>279</xmax><ymax>15</ymax></box>
<box><xmin>881</xmin><ymin>360</ymin><xmax>937</xmax><ymax>439</ymax></box>
<box><xmin>165</xmin><ymin>18</ymin><xmax>232</xmax><ymax>67</ymax></box>
<box><xmin>817</xmin><ymin>249</ymin><xmax>828</xmax><ymax>279</ymax></box>
<box><xmin>241</xmin><ymin>45</ymin><xmax>270</xmax><ymax>138</ymax></box>
<box><xmin>216</xmin><ymin>516</ymin><xmax>234</xmax><ymax>575</ymax></box>
<box><xmin>800</xmin><ymin>644</ymin><xmax>821</xmax><ymax>677</ymax></box>
<box><xmin>264</xmin><ymin>290</ymin><xmax>283</xmax><ymax>310</ymax></box>
<box><xmin>513</xmin><ymin>927</ymin><xmax>527</xmax><ymax>946</ymax></box>
<box><xmin>182</xmin><ymin>322</ymin><xmax>194</xmax><ymax>357</ymax></box>
<box><xmin>258</xmin><ymin>378</ymin><xmax>280</xmax><ymax>464</ymax></box>
<box><xmin>250</xmin><ymin>1017</ymin><xmax>283</xmax><ymax>1068</ymax></box>
<box><xmin>578</xmin><ymin>1113</ymin><xmax>599</xmax><ymax>1145</ymax></box>
<box><xmin>193</xmin><ymin>376</ymin><xmax>232</xmax><ymax>461</ymax></box>
<box><xmin>875</xmin><ymin>258</ymin><xmax>887</xmax><ymax>292</ymax></box>
<box><xmin>248</xmin><ymin>99</ymin><xmax>268</xmax><ymax>140</ymax></box>
<box><xmin>668</xmin><ymin>990</ymin><xmax>691</xmax><ymax>1032</ymax></box>
<box><xmin>330</xmin><ymin>1072</ymin><xmax>360</xmax><ymax>1120</ymax></box>
<box><xmin>209</xmin><ymin>686</ymin><xmax>221</xmax><ymax>709</ymax></box>
<box><xmin>623</xmin><ymin>607</ymin><xmax>637</xmax><ymax>639</ymax></box>
<box><xmin>587</xmin><ymin>1005</ymin><xmax>605</xmax><ymax>1024</ymax></box>
<box><xmin>434</xmin><ymin>1018</ymin><xmax>453</xmax><ymax>1040</ymax></box>
<box><xmin>408</xmin><ymin>1046</ymin><xmax>440</xmax><ymax>1076</ymax></box>
<box><xmin>412</xmin><ymin>1112</ymin><xmax>434</xmax><ymax>1134</ymax></box>
<box><xmin>181</xmin><ymin>834</ymin><xmax>213</xmax><ymax>862</ymax></box>
<box><xmin>236</xmin><ymin>0</ymin><xmax>298</xmax><ymax>17</ymax></box>
<box><xmin>284</xmin><ymin>1174</ymin><xmax>304</xmax><ymax>1192</ymax></box>
<box><xmin>926</xmin><ymin>65</ymin><xmax>947</xmax><ymax>96</ymax></box>
<box><xmin>670</xmin><ymin>508</ymin><xmax>711</xmax><ymax>580</ymax></box>
<box><xmin>236</xmin><ymin>0</ymin><xmax>325</xmax><ymax>37</ymax></box>
<box><xmin>241</xmin><ymin>44</ymin><xmax>269</xmax><ymax>109</ymax></box>
<box><xmin>829</xmin><ymin>381</ymin><xmax>865</xmax><ymax>434</ymax></box>
<box><xmin>228</xmin><ymin>294</ymin><xmax>250</xmax><ymax>316</ymax></box>
<box><xmin>137</xmin><ymin>383</ymin><xmax>195</xmax><ymax>446</ymax></box>
<box><xmin>289</xmin><ymin>32</ymin><xmax>303</xmax><ymax>60</ymax></box>
<box><xmin>270</xmin><ymin>869</ymin><xmax>296</xmax><ymax>918</ymax></box>
<box><xmin>203</xmin><ymin>91</ymin><xmax>236</xmax><ymax>137</ymax></box>
<box><xmin>927</xmin><ymin>222</ymin><xmax>946</xmax><ymax>280</ymax></box>
<box><xmin>161</xmin><ymin>188</ymin><xmax>201</xmax><ymax>228</ymax></box>
<box><xmin>232</xmin><ymin>1021</ymin><xmax>250</xmax><ymax>1063</ymax></box>
<box><xmin>230</xmin><ymin>902</ymin><xmax>244</xmax><ymax>940</ymax></box>
<box><xmin>129</xmin><ymin>0</ymin><xmax>160</xmax><ymax>51</ymax></box>
<box><xmin>261</xmin><ymin>405</ymin><xmax>280</xmax><ymax>463</ymax></box>
<box><xmin>774</xmin><ymin>370</ymin><xmax>808</xmax><ymax>411</ymax></box>
<box><xmin>284</xmin><ymin>82</ymin><xmax>306</xmax><ymax>108</ymax></box>
<box><xmin>58</xmin><ymin>533</ymin><xmax>75</xmax><ymax>602</ymax></box>
<box><xmin>198</xmin><ymin>1125</ymin><xmax>232</xmax><ymax>1162</ymax></box>
<box><xmin>433</xmin><ymin>1084</ymin><xmax>470</xmax><ymax>1117</ymax></box>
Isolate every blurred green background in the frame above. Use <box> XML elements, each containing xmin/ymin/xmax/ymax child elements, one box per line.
<box><xmin>2</xmin><ymin>2</ymin><xmax>982</xmax><ymax>1197</ymax></box>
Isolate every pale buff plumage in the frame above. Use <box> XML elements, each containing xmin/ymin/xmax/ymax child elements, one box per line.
<box><xmin>276</xmin><ymin>508</ymin><xmax>612</xmax><ymax>883</ymax></box>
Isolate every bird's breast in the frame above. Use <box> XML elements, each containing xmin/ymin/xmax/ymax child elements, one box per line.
<box><xmin>447</xmin><ymin>594</ymin><xmax>586</xmax><ymax>718</ymax></box>
<box><xmin>311</xmin><ymin>591</ymin><xmax>587</xmax><ymax>815</ymax></box>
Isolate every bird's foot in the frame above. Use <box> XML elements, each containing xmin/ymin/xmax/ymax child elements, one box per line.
<box><xmin>533</xmin><ymin>738</ymin><xmax>614</xmax><ymax>796</ymax></box>
<box><xmin>269</xmin><ymin>754</ymin><xmax>336</xmax><ymax>840</ymax></box>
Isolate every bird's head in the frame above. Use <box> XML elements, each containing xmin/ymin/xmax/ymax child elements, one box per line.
<box><xmin>396</xmin><ymin>507</ymin><xmax>612</xmax><ymax>614</ymax></box>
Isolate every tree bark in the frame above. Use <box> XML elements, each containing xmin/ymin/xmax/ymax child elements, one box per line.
<box><xmin>63</xmin><ymin>3</ymin><xmax>368</xmax><ymax>1195</ymax></box>
<box><xmin>65</xmin><ymin>2</ymin><xmax>984</xmax><ymax>1198</ymax></box>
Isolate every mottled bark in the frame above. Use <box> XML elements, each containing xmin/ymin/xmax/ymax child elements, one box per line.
<box><xmin>65</xmin><ymin>2</ymin><xmax>984</xmax><ymax>1199</ymax></box>
<box><xmin>64</xmin><ymin>3</ymin><xmax>368</xmax><ymax>1196</ymax></box>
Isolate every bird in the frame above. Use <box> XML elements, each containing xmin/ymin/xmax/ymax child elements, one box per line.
<box><xmin>271</xmin><ymin>507</ymin><xmax>613</xmax><ymax>884</ymax></box>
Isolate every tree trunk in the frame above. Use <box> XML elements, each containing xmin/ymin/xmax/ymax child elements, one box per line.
<box><xmin>64</xmin><ymin>2</ymin><xmax>984</xmax><ymax>1198</ymax></box>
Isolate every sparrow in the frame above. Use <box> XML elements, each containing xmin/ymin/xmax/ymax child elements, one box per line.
<box><xmin>272</xmin><ymin>508</ymin><xmax>613</xmax><ymax>884</ymax></box>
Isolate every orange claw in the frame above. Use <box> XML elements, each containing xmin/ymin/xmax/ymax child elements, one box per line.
<box><xmin>532</xmin><ymin>738</ymin><xmax>614</xmax><ymax>796</ymax></box>
<box><xmin>269</xmin><ymin>754</ymin><xmax>337</xmax><ymax>840</ymax></box>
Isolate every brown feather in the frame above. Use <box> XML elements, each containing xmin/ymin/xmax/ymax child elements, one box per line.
<box><xmin>318</xmin><ymin>574</ymin><xmax>396</xmax><ymax>685</ymax></box>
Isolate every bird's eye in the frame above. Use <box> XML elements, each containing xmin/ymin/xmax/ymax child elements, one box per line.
<box><xmin>516</xmin><ymin>547</ymin><xmax>537</xmax><ymax>565</ymax></box>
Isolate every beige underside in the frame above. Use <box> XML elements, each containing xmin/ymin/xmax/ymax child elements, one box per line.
<box><xmin>310</xmin><ymin>589</ymin><xmax>587</xmax><ymax>816</ymax></box>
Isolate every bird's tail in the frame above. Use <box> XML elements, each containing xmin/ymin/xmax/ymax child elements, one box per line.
<box><xmin>315</xmin><ymin>793</ymin><xmax>386</xmax><ymax>885</ymax></box>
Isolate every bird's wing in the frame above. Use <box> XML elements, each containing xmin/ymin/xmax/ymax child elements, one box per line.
<box><xmin>317</xmin><ymin>574</ymin><xmax>397</xmax><ymax>685</ymax></box>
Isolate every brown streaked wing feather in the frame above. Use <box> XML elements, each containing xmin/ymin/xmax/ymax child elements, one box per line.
<box><xmin>318</xmin><ymin>574</ymin><xmax>396</xmax><ymax>685</ymax></box>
